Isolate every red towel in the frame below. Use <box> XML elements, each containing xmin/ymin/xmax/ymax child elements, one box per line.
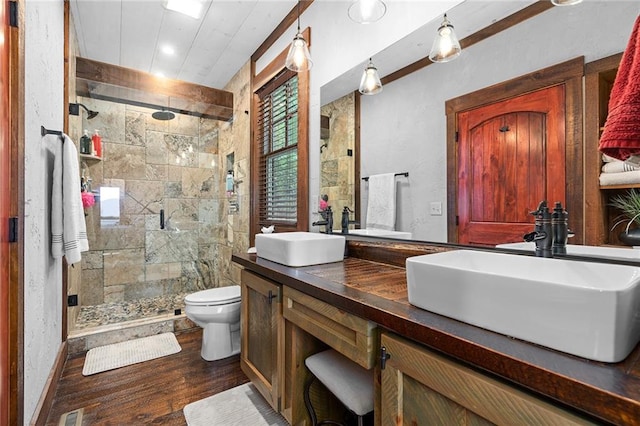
<box><xmin>599</xmin><ymin>15</ymin><xmax>640</xmax><ymax>161</ymax></box>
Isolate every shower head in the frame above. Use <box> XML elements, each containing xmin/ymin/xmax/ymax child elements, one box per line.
<box><xmin>86</xmin><ymin>109</ymin><xmax>99</xmax><ymax>119</ymax></box>
<box><xmin>69</xmin><ymin>103</ymin><xmax>99</xmax><ymax>119</ymax></box>
<box><xmin>152</xmin><ymin>109</ymin><xmax>176</xmax><ymax>121</ymax></box>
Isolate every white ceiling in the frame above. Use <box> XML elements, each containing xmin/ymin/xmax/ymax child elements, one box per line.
<box><xmin>70</xmin><ymin>0</ymin><xmax>545</xmax><ymax>96</ymax></box>
<box><xmin>69</xmin><ymin>0</ymin><xmax>297</xmax><ymax>90</ymax></box>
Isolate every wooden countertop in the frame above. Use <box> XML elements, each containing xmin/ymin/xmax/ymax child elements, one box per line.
<box><xmin>232</xmin><ymin>247</ymin><xmax>640</xmax><ymax>425</ymax></box>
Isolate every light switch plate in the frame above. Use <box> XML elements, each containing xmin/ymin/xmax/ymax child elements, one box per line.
<box><xmin>430</xmin><ymin>202</ymin><xmax>442</xmax><ymax>216</ymax></box>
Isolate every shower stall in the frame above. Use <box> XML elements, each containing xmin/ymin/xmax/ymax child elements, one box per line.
<box><xmin>68</xmin><ymin>96</ymin><xmax>227</xmax><ymax>334</ymax></box>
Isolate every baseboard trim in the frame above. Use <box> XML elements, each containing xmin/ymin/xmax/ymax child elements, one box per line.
<box><xmin>30</xmin><ymin>341</ymin><xmax>67</xmax><ymax>426</ymax></box>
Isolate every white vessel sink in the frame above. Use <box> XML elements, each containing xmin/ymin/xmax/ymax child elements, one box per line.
<box><xmin>496</xmin><ymin>242</ymin><xmax>640</xmax><ymax>261</ymax></box>
<box><xmin>406</xmin><ymin>250</ymin><xmax>640</xmax><ymax>362</ymax></box>
<box><xmin>255</xmin><ymin>232</ymin><xmax>345</xmax><ymax>267</ymax></box>
<box><xmin>347</xmin><ymin>229</ymin><xmax>412</xmax><ymax>240</ymax></box>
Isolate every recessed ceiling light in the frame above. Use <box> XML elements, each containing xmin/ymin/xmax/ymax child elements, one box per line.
<box><xmin>161</xmin><ymin>45</ymin><xmax>175</xmax><ymax>56</ymax></box>
<box><xmin>164</xmin><ymin>0</ymin><xmax>204</xmax><ymax>19</ymax></box>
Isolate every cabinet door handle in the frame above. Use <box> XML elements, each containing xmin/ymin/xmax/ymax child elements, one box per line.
<box><xmin>380</xmin><ymin>346</ymin><xmax>391</xmax><ymax>369</ymax></box>
<box><xmin>267</xmin><ymin>290</ymin><xmax>277</xmax><ymax>305</ymax></box>
<box><xmin>160</xmin><ymin>209</ymin><xmax>165</xmax><ymax>230</ymax></box>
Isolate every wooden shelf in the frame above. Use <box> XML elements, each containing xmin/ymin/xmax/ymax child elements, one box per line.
<box><xmin>600</xmin><ymin>184</ymin><xmax>640</xmax><ymax>190</ymax></box>
<box><xmin>80</xmin><ymin>153</ymin><xmax>102</xmax><ymax>161</ymax></box>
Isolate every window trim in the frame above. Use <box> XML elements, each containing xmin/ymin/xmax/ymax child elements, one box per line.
<box><xmin>250</xmin><ymin>28</ymin><xmax>310</xmax><ymax>244</ymax></box>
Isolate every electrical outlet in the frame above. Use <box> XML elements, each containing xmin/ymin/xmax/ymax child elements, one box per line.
<box><xmin>430</xmin><ymin>202</ymin><xmax>442</xmax><ymax>216</ymax></box>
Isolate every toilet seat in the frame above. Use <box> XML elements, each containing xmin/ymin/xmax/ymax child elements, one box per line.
<box><xmin>185</xmin><ymin>286</ymin><xmax>241</xmax><ymax>306</ymax></box>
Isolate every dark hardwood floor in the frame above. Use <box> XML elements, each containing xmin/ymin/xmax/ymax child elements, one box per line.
<box><xmin>46</xmin><ymin>329</ymin><xmax>248</xmax><ymax>425</ymax></box>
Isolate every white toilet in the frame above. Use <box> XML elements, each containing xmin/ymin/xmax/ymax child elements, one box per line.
<box><xmin>184</xmin><ymin>285</ymin><xmax>241</xmax><ymax>361</ymax></box>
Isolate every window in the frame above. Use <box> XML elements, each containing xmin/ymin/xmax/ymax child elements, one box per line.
<box><xmin>257</xmin><ymin>72</ymin><xmax>299</xmax><ymax>224</ymax></box>
<box><xmin>250</xmin><ymin>28</ymin><xmax>310</xmax><ymax>241</ymax></box>
<box><xmin>251</xmin><ymin>63</ymin><xmax>309</xmax><ymax>239</ymax></box>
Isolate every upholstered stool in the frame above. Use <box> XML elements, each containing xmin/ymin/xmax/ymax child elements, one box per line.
<box><xmin>304</xmin><ymin>349</ymin><xmax>374</xmax><ymax>426</ymax></box>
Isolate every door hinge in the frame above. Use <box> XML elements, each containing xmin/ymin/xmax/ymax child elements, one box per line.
<box><xmin>8</xmin><ymin>217</ymin><xmax>18</xmax><ymax>243</ymax></box>
<box><xmin>455</xmin><ymin>131</ymin><xmax>459</xmax><ymax>142</ymax></box>
<box><xmin>67</xmin><ymin>294</ymin><xmax>79</xmax><ymax>307</ymax></box>
<box><xmin>380</xmin><ymin>346</ymin><xmax>391</xmax><ymax>370</ymax></box>
<box><xmin>277</xmin><ymin>397</ymin><xmax>281</xmax><ymax>412</ymax></box>
<box><xmin>455</xmin><ymin>215</ymin><xmax>459</xmax><ymax>226</ymax></box>
<box><xmin>9</xmin><ymin>2</ymin><xmax>18</xmax><ymax>28</ymax></box>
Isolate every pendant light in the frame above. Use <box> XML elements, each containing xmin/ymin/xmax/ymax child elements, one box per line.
<box><xmin>551</xmin><ymin>0</ymin><xmax>583</xmax><ymax>5</ymax></box>
<box><xmin>285</xmin><ymin>1</ymin><xmax>312</xmax><ymax>72</ymax></box>
<box><xmin>429</xmin><ymin>14</ymin><xmax>462</xmax><ymax>63</ymax></box>
<box><xmin>359</xmin><ymin>59</ymin><xmax>383</xmax><ymax>95</ymax></box>
<box><xmin>348</xmin><ymin>0</ymin><xmax>387</xmax><ymax>24</ymax></box>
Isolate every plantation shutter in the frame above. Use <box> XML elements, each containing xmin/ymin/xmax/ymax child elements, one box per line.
<box><xmin>257</xmin><ymin>71</ymin><xmax>299</xmax><ymax>226</ymax></box>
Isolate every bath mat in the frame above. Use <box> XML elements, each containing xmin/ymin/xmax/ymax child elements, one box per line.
<box><xmin>82</xmin><ymin>332</ymin><xmax>181</xmax><ymax>376</ymax></box>
<box><xmin>183</xmin><ymin>383</ymin><xmax>288</xmax><ymax>426</ymax></box>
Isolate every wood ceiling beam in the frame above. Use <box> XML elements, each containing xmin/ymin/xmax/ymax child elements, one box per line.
<box><xmin>75</xmin><ymin>57</ymin><xmax>234</xmax><ymax>121</ymax></box>
<box><xmin>381</xmin><ymin>0</ymin><xmax>555</xmax><ymax>86</ymax></box>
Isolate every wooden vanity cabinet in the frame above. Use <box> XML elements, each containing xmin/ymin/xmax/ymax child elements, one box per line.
<box><xmin>283</xmin><ymin>286</ymin><xmax>378</xmax><ymax>369</ymax></box>
<box><xmin>240</xmin><ymin>270</ymin><xmax>284</xmax><ymax>413</ymax></box>
<box><xmin>380</xmin><ymin>332</ymin><xmax>597</xmax><ymax>425</ymax></box>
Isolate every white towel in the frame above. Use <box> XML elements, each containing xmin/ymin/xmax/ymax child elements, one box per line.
<box><xmin>51</xmin><ymin>134</ymin><xmax>89</xmax><ymax>265</ymax></box>
<box><xmin>602</xmin><ymin>161</ymin><xmax>640</xmax><ymax>173</ymax></box>
<box><xmin>365</xmin><ymin>173</ymin><xmax>396</xmax><ymax>231</ymax></box>
<box><xmin>599</xmin><ymin>170</ymin><xmax>640</xmax><ymax>187</ymax></box>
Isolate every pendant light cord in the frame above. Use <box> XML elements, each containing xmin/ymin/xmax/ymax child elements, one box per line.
<box><xmin>297</xmin><ymin>0</ymin><xmax>301</xmax><ymax>32</ymax></box>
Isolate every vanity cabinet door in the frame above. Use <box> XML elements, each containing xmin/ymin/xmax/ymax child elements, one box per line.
<box><xmin>380</xmin><ymin>332</ymin><xmax>596</xmax><ymax>426</ymax></box>
<box><xmin>240</xmin><ymin>270</ymin><xmax>284</xmax><ymax>412</ymax></box>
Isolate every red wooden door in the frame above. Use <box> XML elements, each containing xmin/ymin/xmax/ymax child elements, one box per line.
<box><xmin>457</xmin><ymin>85</ymin><xmax>566</xmax><ymax>246</ymax></box>
<box><xmin>0</xmin><ymin>0</ymin><xmax>10</xmax><ymax>422</ymax></box>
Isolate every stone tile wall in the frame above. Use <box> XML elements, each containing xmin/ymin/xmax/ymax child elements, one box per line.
<box><xmin>320</xmin><ymin>92</ymin><xmax>356</xmax><ymax>215</ymax></box>
<box><xmin>78</xmin><ymin>97</ymin><xmax>226</xmax><ymax>306</ymax></box>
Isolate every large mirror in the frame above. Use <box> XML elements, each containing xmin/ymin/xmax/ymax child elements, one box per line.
<box><xmin>319</xmin><ymin>0</ymin><xmax>640</xmax><ymax>260</ymax></box>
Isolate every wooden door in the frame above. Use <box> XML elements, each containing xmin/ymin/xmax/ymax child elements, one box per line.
<box><xmin>0</xmin><ymin>0</ymin><xmax>11</xmax><ymax>422</ymax></box>
<box><xmin>457</xmin><ymin>85</ymin><xmax>565</xmax><ymax>246</ymax></box>
<box><xmin>240</xmin><ymin>270</ymin><xmax>283</xmax><ymax>412</ymax></box>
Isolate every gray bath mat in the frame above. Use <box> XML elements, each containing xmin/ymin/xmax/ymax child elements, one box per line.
<box><xmin>82</xmin><ymin>332</ymin><xmax>181</xmax><ymax>376</ymax></box>
<box><xmin>183</xmin><ymin>383</ymin><xmax>288</xmax><ymax>426</ymax></box>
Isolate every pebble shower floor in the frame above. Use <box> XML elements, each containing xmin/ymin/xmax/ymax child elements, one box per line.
<box><xmin>74</xmin><ymin>293</ymin><xmax>188</xmax><ymax>329</ymax></box>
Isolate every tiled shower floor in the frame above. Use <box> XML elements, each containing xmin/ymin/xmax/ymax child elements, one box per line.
<box><xmin>74</xmin><ymin>292</ymin><xmax>189</xmax><ymax>330</ymax></box>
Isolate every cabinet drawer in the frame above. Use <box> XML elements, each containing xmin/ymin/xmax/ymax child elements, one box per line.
<box><xmin>283</xmin><ymin>286</ymin><xmax>377</xmax><ymax>369</ymax></box>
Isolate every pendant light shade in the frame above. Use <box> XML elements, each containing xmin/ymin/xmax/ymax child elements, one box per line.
<box><xmin>285</xmin><ymin>33</ymin><xmax>312</xmax><ymax>72</ymax></box>
<box><xmin>359</xmin><ymin>59</ymin><xmax>383</xmax><ymax>95</ymax></box>
<box><xmin>348</xmin><ymin>0</ymin><xmax>387</xmax><ymax>24</ymax></box>
<box><xmin>429</xmin><ymin>14</ymin><xmax>462</xmax><ymax>63</ymax></box>
<box><xmin>286</xmin><ymin>1</ymin><xmax>312</xmax><ymax>72</ymax></box>
<box><xmin>551</xmin><ymin>0</ymin><xmax>583</xmax><ymax>5</ymax></box>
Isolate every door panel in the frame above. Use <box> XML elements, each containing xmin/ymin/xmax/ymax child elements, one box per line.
<box><xmin>0</xmin><ymin>0</ymin><xmax>11</xmax><ymax>422</ymax></box>
<box><xmin>457</xmin><ymin>85</ymin><xmax>565</xmax><ymax>246</ymax></box>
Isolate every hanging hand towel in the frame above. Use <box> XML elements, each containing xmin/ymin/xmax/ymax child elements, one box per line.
<box><xmin>599</xmin><ymin>15</ymin><xmax>640</xmax><ymax>160</ymax></box>
<box><xmin>366</xmin><ymin>173</ymin><xmax>396</xmax><ymax>231</ymax></box>
<box><xmin>51</xmin><ymin>134</ymin><xmax>89</xmax><ymax>265</ymax></box>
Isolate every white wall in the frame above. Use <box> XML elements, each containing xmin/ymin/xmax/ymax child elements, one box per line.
<box><xmin>360</xmin><ymin>1</ymin><xmax>639</xmax><ymax>241</ymax></box>
<box><xmin>23</xmin><ymin>1</ymin><xmax>64</xmax><ymax>423</ymax></box>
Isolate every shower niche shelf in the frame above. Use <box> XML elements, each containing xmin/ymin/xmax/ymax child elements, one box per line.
<box><xmin>80</xmin><ymin>153</ymin><xmax>102</xmax><ymax>161</ymax></box>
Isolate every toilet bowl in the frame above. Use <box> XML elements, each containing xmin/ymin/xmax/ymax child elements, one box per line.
<box><xmin>184</xmin><ymin>285</ymin><xmax>241</xmax><ymax>361</ymax></box>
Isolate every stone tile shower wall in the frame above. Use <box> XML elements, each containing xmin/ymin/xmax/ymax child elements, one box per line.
<box><xmin>320</xmin><ymin>92</ymin><xmax>356</xmax><ymax>213</ymax></box>
<box><xmin>78</xmin><ymin>97</ymin><xmax>225</xmax><ymax>306</ymax></box>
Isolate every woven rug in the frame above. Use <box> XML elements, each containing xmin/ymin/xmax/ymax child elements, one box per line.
<box><xmin>183</xmin><ymin>383</ymin><xmax>288</xmax><ymax>426</ymax></box>
<box><xmin>82</xmin><ymin>332</ymin><xmax>181</xmax><ymax>376</ymax></box>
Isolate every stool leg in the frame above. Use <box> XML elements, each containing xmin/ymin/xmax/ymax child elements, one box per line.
<box><xmin>357</xmin><ymin>415</ymin><xmax>364</xmax><ymax>426</ymax></box>
<box><xmin>304</xmin><ymin>376</ymin><xmax>319</xmax><ymax>426</ymax></box>
<box><xmin>304</xmin><ymin>375</ymin><xmax>345</xmax><ymax>426</ymax></box>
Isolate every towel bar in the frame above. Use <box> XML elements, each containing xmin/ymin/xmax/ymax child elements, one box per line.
<box><xmin>362</xmin><ymin>172</ymin><xmax>408</xmax><ymax>181</ymax></box>
<box><xmin>41</xmin><ymin>125</ymin><xmax>63</xmax><ymax>138</ymax></box>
